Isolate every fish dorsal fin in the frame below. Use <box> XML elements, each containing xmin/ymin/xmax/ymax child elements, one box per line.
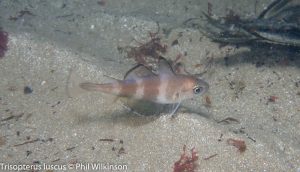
<box><xmin>157</xmin><ymin>57</ymin><xmax>175</xmax><ymax>76</ymax></box>
<box><xmin>103</xmin><ymin>74</ymin><xmax>122</xmax><ymax>82</ymax></box>
<box><xmin>124</xmin><ymin>64</ymin><xmax>156</xmax><ymax>80</ymax></box>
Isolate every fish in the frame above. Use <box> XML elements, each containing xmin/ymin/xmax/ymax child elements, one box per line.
<box><xmin>79</xmin><ymin>57</ymin><xmax>209</xmax><ymax>115</ymax></box>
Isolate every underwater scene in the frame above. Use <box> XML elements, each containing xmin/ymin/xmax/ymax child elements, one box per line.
<box><xmin>0</xmin><ymin>0</ymin><xmax>299</xmax><ymax>171</ymax></box>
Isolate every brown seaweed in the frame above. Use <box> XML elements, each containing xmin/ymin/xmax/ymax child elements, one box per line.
<box><xmin>0</xmin><ymin>28</ymin><xmax>8</xmax><ymax>58</ymax></box>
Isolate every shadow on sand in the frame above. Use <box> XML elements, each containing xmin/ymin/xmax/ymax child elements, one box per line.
<box><xmin>213</xmin><ymin>43</ymin><xmax>300</xmax><ymax>68</ymax></box>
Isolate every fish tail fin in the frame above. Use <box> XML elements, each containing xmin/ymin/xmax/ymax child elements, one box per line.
<box><xmin>66</xmin><ymin>68</ymin><xmax>86</xmax><ymax>98</ymax></box>
<box><xmin>79</xmin><ymin>82</ymin><xmax>103</xmax><ymax>91</ymax></box>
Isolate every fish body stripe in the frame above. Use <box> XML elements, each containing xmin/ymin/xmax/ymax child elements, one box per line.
<box><xmin>156</xmin><ymin>75</ymin><xmax>170</xmax><ymax>104</ymax></box>
<box><xmin>134</xmin><ymin>79</ymin><xmax>144</xmax><ymax>99</ymax></box>
<box><xmin>118</xmin><ymin>79</ymin><xmax>138</xmax><ymax>97</ymax></box>
<box><xmin>110</xmin><ymin>81</ymin><xmax>121</xmax><ymax>95</ymax></box>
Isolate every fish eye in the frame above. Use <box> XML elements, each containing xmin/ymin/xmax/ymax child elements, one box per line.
<box><xmin>193</xmin><ymin>86</ymin><xmax>202</xmax><ymax>94</ymax></box>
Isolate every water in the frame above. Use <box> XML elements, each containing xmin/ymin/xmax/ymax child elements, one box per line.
<box><xmin>0</xmin><ymin>0</ymin><xmax>299</xmax><ymax>171</ymax></box>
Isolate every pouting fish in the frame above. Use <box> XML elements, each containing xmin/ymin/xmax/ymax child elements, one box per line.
<box><xmin>79</xmin><ymin>57</ymin><xmax>209</xmax><ymax>115</ymax></box>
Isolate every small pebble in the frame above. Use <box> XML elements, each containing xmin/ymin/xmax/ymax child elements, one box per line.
<box><xmin>24</xmin><ymin>86</ymin><xmax>33</xmax><ymax>94</ymax></box>
<box><xmin>26</xmin><ymin>150</ymin><xmax>32</xmax><ymax>156</ymax></box>
<box><xmin>171</xmin><ymin>39</ymin><xmax>179</xmax><ymax>46</ymax></box>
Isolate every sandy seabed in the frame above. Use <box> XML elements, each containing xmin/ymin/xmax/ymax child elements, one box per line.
<box><xmin>0</xmin><ymin>0</ymin><xmax>299</xmax><ymax>171</ymax></box>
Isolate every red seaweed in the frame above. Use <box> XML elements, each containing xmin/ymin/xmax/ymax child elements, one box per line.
<box><xmin>268</xmin><ymin>95</ymin><xmax>279</xmax><ymax>102</ymax></box>
<box><xmin>127</xmin><ymin>33</ymin><xmax>167</xmax><ymax>67</ymax></box>
<box><xmin>118</xmin><ymin>24</ymin><xmax>167</xmax><ymax>68</ymax></box>
<box><xmin>227</xmin><ymin>138</ymin><xmax>246</xmax><ymax>153</ymax></box>
<box><xmin>0</xmin><ymin>28</ymin><xmax>8</xmax><ymax>58</ymax></box>
<box><xmin>173</xmin><ymin>145</ymin><xmax>198</xmax><ymax>172</ymax></box>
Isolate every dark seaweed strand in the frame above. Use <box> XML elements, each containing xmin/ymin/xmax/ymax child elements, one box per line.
<box><xmin>258</xmin><ymin>0</ymin><xmax>292</xmax><ymax>19</ymax></box>
<box><xmin>269</xmin><ymin>5</ymin><xmax>300</xmax><ymax>22</ymax></box>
